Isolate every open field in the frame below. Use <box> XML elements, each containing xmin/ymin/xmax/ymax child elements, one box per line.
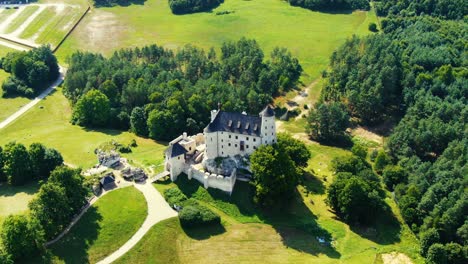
<box><xmin>36</xmin><ymin>186</ymin><xmax>147</xmax><ymax>264</ymax></box>
<box><xmin>56</xmin><ymin>0</ymin><xmax>378</xmax><ymax>82</ymax></box>
<box><xmin>117</xmin><ymin>170</ymin><xmax>423</xmax><ymax>264</ymax></box>
<box><xmin>0</xmin><ymin>1</ymin><xmax>88</xmax><ymax>48</ymax></box>
<box><xmin>0</xmin><ymin>182</ymin><xmax>40</xmax><ymax>229</ymax></box>
<box><xmin>0</xmin><ymin>69</ymin><xmax>33</xmax><ymax>122</ymax></box>
<box><xmin>0</xmin><ymin>88</ymin><xmax>167</xmax><ymax>169</ymax></box>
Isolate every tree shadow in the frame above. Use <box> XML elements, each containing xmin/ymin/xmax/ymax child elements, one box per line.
<box><xmin>349</xmin><ymin>206</ymin><xmax>402</xmax><ymax>245</ymax></box>
<box><xmin>46</xmin><ymin>206</ymin><xmax>103</xmax><ymax>264</ymax></box>
<box><xmin>82</xmin><ymin>127</ymin><xmax>124</xmax><ymax>137</ymax></box>
<box><xmin>172</xmin><ymin>174</ymin><xmax>340</xmax><ymax>258</ymax></box>
<box><xmin>94</xmin><ymin>0</ymin><xmax>147</xmax><ymax>8</ymax></box>
<box><xmin>181</xmin><ymin>223</ymin><xmax>226</xmax><ymax>240</ymax></box>
<box><xmin>0</xmin><ymin>181</ymin><xmax>40</xmax><ymax>197</ymax></box>
<box><xmin>302</xmin><ymin>171</ymin><xmax>325</xmax><ymax>195</ymax></box>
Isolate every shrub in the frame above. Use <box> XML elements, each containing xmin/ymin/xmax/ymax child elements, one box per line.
<box><xmin>164</xmin><ymin>187</ymin><xmax>187</xmax><ymax>206</ymax></box>
<box><xmin>368</xmin><ymin>22</ymin><xmax>378</xmax><ymax>32</ymax></box>
<box><xmin>179</xmin><ymin>204</ymin><xmax>221</xmax><ymax>228</ymax></box>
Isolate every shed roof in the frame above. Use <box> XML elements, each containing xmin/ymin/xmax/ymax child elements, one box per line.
<box><xmin>100</xmin><ymin>175</ymin><xmax>115</xmax><ymax>186</ymax></box>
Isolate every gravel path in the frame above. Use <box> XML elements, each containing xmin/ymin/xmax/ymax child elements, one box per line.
<box><xmin>96</xmin><ymin>181</ymin><xmax>178</xmax><ymax>264</ymax></box>
<box><xmin>0</xmin><ymin>66</ymin><xmax>65</xmax><ymax>130</ymax></box>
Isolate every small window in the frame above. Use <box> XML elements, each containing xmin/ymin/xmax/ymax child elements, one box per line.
<box><xmin>271</xmin><ymin>126</ymin><xmax>273</xmax><ymax>129</ymax></box>
<box><xmin>228</xmin><ymin>143</ymin><xmax>231</xmax><ymax>146</ymax></box>
<box><xmin>253</xmin><ymin>138</ymin><xmax>256</xmax><ymax>142</ymax></box>
<box><xmin>211</xmin><ymin>137</ymin><xmax>213</xmax><ymax>142</ymax></box>
<box><xmin>247</xmin><ymin>145</ymin><xmax>249</xmax><ymax>149</ymax></box>
<box><xmin>222</xmin><ymin>145</ymin><xmax>224</xmax><ymax>149</ymax></box>
<box><xmin>246</xmin><ymin>137</ymin><xmax>249</xmax><ymax>141</ymax></box>
<box><xmin>189</xmin><ymin>147</ymin><xmax>192</xmax><ymax>150</ymax></box>
<box><xmin>254</xmin><ymin>146</ymin><xmax>257</xmax><ymax>150</ymax></box>
<box><xmin>178</xmin><ymin>157</ymin><xmax>180</xmax><ymax>160</ymax></box>
<box><xmin>272</xmin><ymin>133</ymin><xmax>273</xmax><ymax>136</ymax></box>
<box><xmin>235</xmin><ymin>144</ymin><xmax>238</xmax><ymax>147</ymax></box>
<box><xmin>265</xmin><ymin>126</ymin><xmax>267</xmax><ymax>130</ymax></box>
<box><xmin>222</xmin><ymin>152</ymin><xmax>224</xmax><ymax>155</ymax></box>
<box><xmin>236</xmin><ymin>136</ymin><xmax>238</xmax><ymax>139</ymax></box>
<box><xmin>221</xmin><ymin>139</ymin><xmax>223</xmax><ymax>142</ymax></box>
<box><xmin>229</xmin><ymin>135</ymin><xmax>231</xmax><ymax>138</ymax></box>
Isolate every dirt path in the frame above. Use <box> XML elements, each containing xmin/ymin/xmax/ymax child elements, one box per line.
<box><xmin>0</xmin><ymin>6</ymin><xmax>23</xmax><ymax>33</ymax></box>
<box><xmin>11</xmin><ymin>5</ymin><xmax>46</xmax><ymax>37</ymax></box>
<box><xmin>0</xmin><ymin>66</ymin><xmax>65</xmax><ymax>130</ymax></box>
<box><xmin>96</xmin><ymin>181</ymin><xmax>177</xmax><ymax>264</ymax></box>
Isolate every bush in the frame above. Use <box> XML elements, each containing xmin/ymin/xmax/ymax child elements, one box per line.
<box><xmin>368</xmin><ymin>22</ymin><xmax>378</xmax><ymax>32</ymax></box>
<box><xmin>164</xmin><ymin>187</ymin><xmax>187</xmax><ymax>206</ymax></box>
<box><xmin>179</xmin><ymin>204</ymin><xmax>220</xmax><ymax>228</ymax></box>
<box><xmin>169</xmin><ymin>0</ymin><xmax>224</xmax><ymax>14</ymax></box>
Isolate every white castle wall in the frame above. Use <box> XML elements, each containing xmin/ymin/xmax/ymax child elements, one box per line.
<box><xmin>187</xmin><ymin>165</ymin><xmax>236</xmax><ymax>194</ymax></box>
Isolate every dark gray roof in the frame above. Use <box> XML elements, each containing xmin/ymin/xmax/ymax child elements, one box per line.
<box><xmin>204</xmin><ymin>111</ymin><xmax>262</xmax><ymax>136</ymax></box>
<box><xmin>260</xmin><ymin>105</ymin><xmax>275</xmax><ymax>117</ymax></box>
<box><xmin>100</xmin><ymin>175</ymin><xmax>115</xmax><ymax>185</ymax></box>
<box><xmin>165</xmin><ymin>142</ymin><xmax>187</xmax><ymax>158</ymax></box>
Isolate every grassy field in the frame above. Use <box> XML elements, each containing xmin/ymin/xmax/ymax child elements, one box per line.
<box><xmin>118</xmin><ymin>166</ymin><xmax>423</xmax><ymax>264</ymax></box>
<box><xmin>19</xmin><ymin>6</ymin><xmax>57</xmax><ymax>40</ymax></box>
<box><xmin>0</xmin><ymin>8</ymin><xmax>16</xmax><ymax>22</ymax></box>
<box><xmin>34</xmin><ymin>6</ymin><xmax>84</xmax><ymax>46</ymax></box>
<box><xmin>0</xmin><ymin>182</ymin><xmax>40</xmax><ymax>229</ymax></box>
<box><xmin>56</xmin><ymin>0</ymin><xmax>378</xmax><ymax>82</ymax></box>
<box><xmin>0</xmin><ymin>68</ymin><xmax>33</xmax><ymax>122</ymax></box>
<box><xmin>0</xmin><ymin>87</ymin><xmax>167</xmax><ymax>169</ymax></box>
<box><xmin>3</xmin><ymin>5</ymin><xmax>40</xmax><ymax>34</ymax></box>
<box><xmin>39</xmin><ymin>186</ymin><xmax>147</xmax><ymax>264</ymax></box>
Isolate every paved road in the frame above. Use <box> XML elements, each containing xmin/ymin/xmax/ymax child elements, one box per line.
<box><xmin>0</xmin><ymin>66</ymin><xmax>65</xmax><ymax>130</ymax></box>
<box><xmin>96</xmin><ymin>181</ymin><xmax>178</xmax><ymax>264</ymax></box>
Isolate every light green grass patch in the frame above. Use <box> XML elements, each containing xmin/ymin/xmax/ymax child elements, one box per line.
<box><xmin>44</xmin><ymin>186</ymin><xmax>147</xmax><ymax>264</ymax></box>
<box><xmin>0</xmin><ymin>88</ymin><xmax>167</xmax><ymax>169</ymax></box>
<box><xmin>35</xmin><ymin>6</ymin><xmax>83</xmax><ymax>47</ymax></box>
<box><xmin>57</xmin><ymin>0</ymin><xmax>378</xmax><ymax>83</ymax></box>
<box><xmin>4</xmin><ymin>5</ymin><xmax>40</xmax><ymax>34</ymax></box>
<box><xmin>19</xmin><ymin>6</ymin><xmax>57</xmax><ymax>40</ymax></box>
<box><xmin>0</xmin><ymin>182</ymin><xmax>40</xmax><ymax>228</ymax></box>
<box><xmin>0</xmin><ymin>7</ymin><xmax>18</xmax><ymax>22</ymax></box>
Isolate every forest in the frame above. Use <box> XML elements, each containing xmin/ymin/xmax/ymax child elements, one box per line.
<box><xmin>318</xmin><ymin>15</ymin><xmax>467</xmax><ymax>264</ymax></box>
<box><xmin>375</xmin><ymin>0</ymin><xmax>467</xmax><ymax>20</ymax></box>
<box><xmin>64</xmin><ymin>38</ymin><xmax>302</xmax><ymax>140</ymax></box>
<box><xmin>288</xmin><ymin>0</ymin><xmax>369</xmax><ymax>12</ymax></box>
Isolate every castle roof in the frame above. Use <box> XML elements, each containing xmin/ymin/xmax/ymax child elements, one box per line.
<box><xmin>165</xmin><ymin>142</ymin><xmax>187</xmax><ymax>158</ymax></box>
<box><xmin>204</xmin><ymin>111</ymin><xmax>262</xmax><ymax>136</ymax></box>
<box><xmin>260</xmin><ymin>105</ymin><xmax>275</xmax><ymax>117</ymax></box>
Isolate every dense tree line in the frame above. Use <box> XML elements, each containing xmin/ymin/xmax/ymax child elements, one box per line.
<box><xmin>93</xmin><ymin>0</ymin><xmax>145</xmax><ymax>7</ymax></box>
<box><xmin>64</xmin><ymin>38</ymin><xmax>302</xmax><ymax>140</ymax></box>
<box><xmin>319</xmin><ymin>16</ymin><xmax>467</xmax><ymax>263</ymax></box>
<box><xmin>0</xmin><ymin>166</ymin><xmax>88</xmax><ymax>262</ymax></box>
<box><xmin>169</xmin><ymin>0</ymin><xmax>223</xmax><ymax>14</ymax></box>
<box><xmin>0</xmin><ymin>46</ymin><xmax>59</xmax><ymax>97</ymax></box>
<box><xmin>288</xmin><ymin>0</ymin><xmax>369</xmax><ymax>12</ymax></box>
<box><xmin>0</xmin><ymin>142</ymin><xmax>63</xmax><ymax>186</ymax></box>
<box><xmin>375</xmin><ymin>0</ymin><xmax>467</xmax><ymax>20</ymax></box>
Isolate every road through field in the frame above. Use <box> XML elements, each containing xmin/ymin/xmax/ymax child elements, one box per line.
<box><xmin>0</xmin><ymin>42</ymin><xmax>65</xmax><ymax>130</ymax></box>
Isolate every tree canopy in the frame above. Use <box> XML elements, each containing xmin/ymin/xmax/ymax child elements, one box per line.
<box><xmin>288</xmin><ymin>0</ymin><xmax>369</xmax><ymax>12</ymax></box>
<box><xmin>0</xmin><ymin>46</ymin><xmax>59</xmax><ymax>97</ymax></box>
<box><xmin>169</xmin><ymin>0</ymin><xmax>223</xmax><ymax>14</ymax></box>
<box><xmin>64</xmin><ymin>39</ymin><xmax>302</xmax><ymax>140</ymax></box>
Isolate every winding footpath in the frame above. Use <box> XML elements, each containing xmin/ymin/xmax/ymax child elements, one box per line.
<box><xmin>0</xmin><ymin>42</ymin><xmax>65</xmax><ymax>130</ymax></box>
<box><xmin>96</xmin><ymin>181</ymin><xmax>178</xmax><ymax>264</ymax></box>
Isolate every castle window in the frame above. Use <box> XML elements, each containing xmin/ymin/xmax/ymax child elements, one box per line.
<box><xmin>229</xmin><ymin>135</ymin><xmax>231</xmax><ymax>139</ymax></box>
<box><xmin>178</xmin><ymin>157</ymin><xmax>180</xmax><ymax>160</ymax></box>
<box><xmin>271</xmin><ymin>126</ymin><xmax>273</xmax><ymax>129</ymax></box>
<box><xmin>272</xmin><ymin>133</ymin><xmax>273</xmax><ymax>136</ymax></box>
<box><xmin>228</xmin><ymin>143</ymin><xmax>231</xmax><ymax>147</ymax></box>
<box><xmin>265</xmin><ymin>126</ymin><xmax>267</xmax><ymax>130</ymax></box>
<box><xmin>221</xmin><ymin>139</ymin><xmax>223</xmax><ymax>142</ymax></box>
<box><xmin>253</xmin><ymin>138</ymin><xmax>256</xmax><ymax>142</ymax></box>
<box><xmin>247</xmin><ymin>145</ymin><xmax>249</xmax><ymax>149</ymax></box>
<box><xmin>246</xmin><ymin>137</ymin><xmax>249</xmax><ymax>141</ymax></box>
<box><xmin>222</xmin><ymin>145</ymin><xmax>224</xmax><ymax>148</ymax></box>
<box><xmin>189</xmin><ymin>147</ymin><xmax>192</xmax><ymax>151</ymax></box>
<box><xmin>222</xmin><ymin>152</ymin><xmax>224</xmax><ymax>155</ymax></box>
<box><xmin>235</xmin><ymin>144</ymin><xmax>238</xmax><ymax>147</ymax></box>
<box><xmin>240</xmin><ymin>141</ymin><xmax>245</xmax><ymax>151</ymax></box>
<box><xmin>236</xmin><ymin>136</ymin><xmax>238</xmax><ymax>139</ymax></box>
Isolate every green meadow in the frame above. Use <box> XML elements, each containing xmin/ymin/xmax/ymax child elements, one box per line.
<box><xmin>37</xmin><ymin>187</ymin><xmax>147</xmax><ymax>264</ymax></box>
<box><xmin>0</xmin><ymin>88</ymin><xmax>167</xmax><ymax>169</ymax></box>
<box><xmin>3</xmin><ymin>5</ymin><xmax>40</xmax><ymax>34</ymax></box>
<box><xmin>57</xmin><ymin>0</ymin><xmax>378</xmax><ymax>82</ymax></box>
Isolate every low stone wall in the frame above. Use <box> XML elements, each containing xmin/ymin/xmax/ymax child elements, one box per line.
<box><xmin>186</xmin><ymin>165</ymin><xmax>236</xmax><ymax>194</ymax></box>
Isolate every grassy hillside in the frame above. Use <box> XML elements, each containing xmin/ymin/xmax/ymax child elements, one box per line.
<box><xmin>38</xmin><ymin>187</ymin><xmax>147</xmax><ymax>264</ymax></box>
<box><xmin>116</xmin><ymin>168</ymin><xmax>423</xmax><ymax>263</ymax></box>
<box><xmin>56</xmin><ymin>0</ymin><xmax>378</xmax><ymax>82</ymax></box>
<box><xmin>0</xmin><ymin>88</ymin><xmax>167</xmax><ymax>169</ymax></box>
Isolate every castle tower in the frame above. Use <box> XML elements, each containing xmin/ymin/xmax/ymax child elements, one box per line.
<box><xmin>260</xmin><ymin>105</ymin><xmax>276</xmax><ymax>144</ymax></box>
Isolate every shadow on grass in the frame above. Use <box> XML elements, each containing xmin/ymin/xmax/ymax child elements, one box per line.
<box><xmin>0</xmin><ymin>181</ymin><xmax>40</xmax><ymax>197</ymax></box>
<box><xmin>169</xmin><ymin>174</ymin><xmax>340</xmax><ymax>258</ymax></box>
<box><xmin>302</xmin><ymin>171</ymin><xmax>325</xmax><ymax>195</ymax></box>
<box><xmin>181</xmin><ymin>223</ymin><xmax>226</xmax><ymax>240</ymax></box>
<box><xmin>48</xmin><ymin>206</ymin><xmax>102</xmax><ymax>264</ymax></box>
<box><xmin>349</xmin><ymin>207</ymin><xmax>402</xmax><ymax>245</ymax></box>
